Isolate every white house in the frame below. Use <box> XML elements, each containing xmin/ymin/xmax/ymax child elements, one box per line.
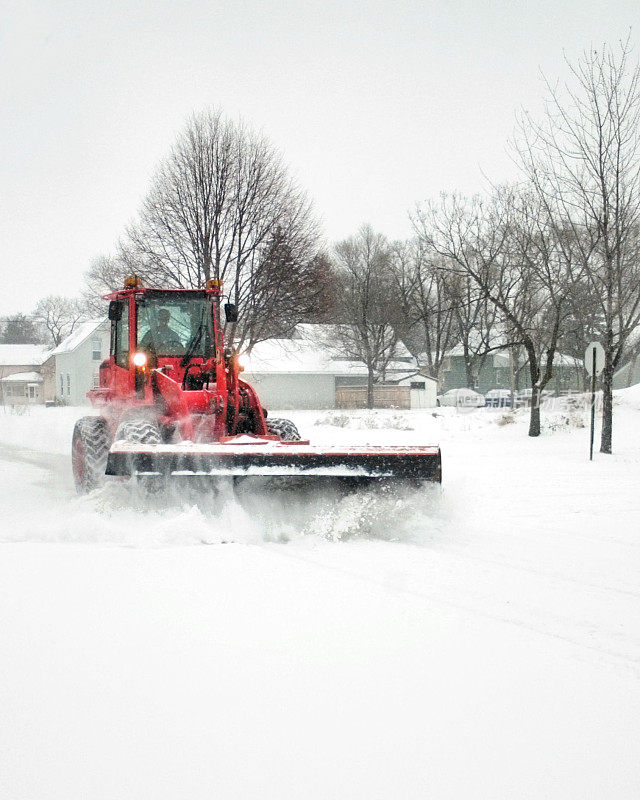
<box><xmin>242</xmin><ymin>325</ymin><xmax>428</xmax><ymax>410</ymax></box>
<box><xmin>51</xmin><ymin>320</ymin><xmax>110</xmax><ymax>405</ymax></box>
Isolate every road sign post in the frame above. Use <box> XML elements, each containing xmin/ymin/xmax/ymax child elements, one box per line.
<box><xmin>584</xmin><ymin>341</ymin><xmax>605</xmax><ymax>461</ymax></box>
<box><xmin>589</xmin><ymin>348</ymin><xmax>596</xmax><ymax>460</ymax></box>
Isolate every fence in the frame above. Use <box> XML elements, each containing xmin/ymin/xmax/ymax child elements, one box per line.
<box><xmin>335</xmin><ymin>385</ymin><xmax>411</xmax><ymax>409</ymax></box>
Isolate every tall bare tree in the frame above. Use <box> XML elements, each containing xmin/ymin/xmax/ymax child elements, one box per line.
<box><xmin>414</xmin><ymin>188</ymin><xmax>580</xmax><ymax>436</ymax></box>
<box><xmin>390</xmin><ymin>241</ymin><xmax>456</xmax><ymax>379</ymax></box>
<box><xmin>516</xmin><ymin>39</ymin><xmax>640</xmax><ymax>452</ymax></box>
<box><xmin>447</xmin><ymin>270</ymin><xmax>500</xmax><ymax>390</ymax></box>
<box><xmin>33</xmin><ymin>295</ymin><xmax>87</xmax><ymax>347</ymax></box>
<box><xmin>85</xmin><ymin>109</ymin><xmax>323</xmax><ymax>349</ymax></box>
<box><xmin>83</xmin><ymin>253</ymin><xmax>140</xmax><ymax>315</ymax></box>
<box><xmin>328</xmin><ymin>226</ymin><xmax>402</xmax><ymax>408</ymax></box>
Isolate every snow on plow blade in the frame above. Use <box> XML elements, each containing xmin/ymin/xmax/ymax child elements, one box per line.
<box><xmin>106</xmin><ymin>440</ymin><xmax>442</xmax><ymax>483</ymax></box>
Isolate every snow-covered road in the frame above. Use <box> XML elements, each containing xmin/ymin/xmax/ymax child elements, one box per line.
<box><xmin>1</xmin><ymin>400</ymin><xmax>639</xmax><ymax>799</ymax></box>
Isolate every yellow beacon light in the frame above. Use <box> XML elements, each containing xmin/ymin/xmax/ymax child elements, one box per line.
<box><xmin>124</xmin><ymin>276</ymin><xmax>143</xmax><ymax>289</ymax></box>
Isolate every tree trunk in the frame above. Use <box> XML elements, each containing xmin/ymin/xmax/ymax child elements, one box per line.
<box><xmin>366</xmin><ymin>368</ymin><xmax>374</xmax><ymax>409</ymax></box>
<box><xmin>526</xmin><ymin>345</ymin><xmax>541</xmax><ymax>437</ymax></box>
<box><xmin>463</xmin><ymin>346</ymin><xmax>474</xmax><ymax>389</ymax></box>
<box><xmin>508</xmin><ymin>347</ymin><xmax>516</xmax><ymax>411</ymax></box>
<box><xmin>600</xmin><ymin>361</ymin><xmax>614</xmax><ymax>454</ymax></box>
<box><xmin>529</xmin><ymin>390</ymin><xmax>541</xmax><ymax>436</ymax></box>
<box><xmin>600</xmin><ymin>318</ymin><xmax>615</xmax><ymax>453</ymax></box>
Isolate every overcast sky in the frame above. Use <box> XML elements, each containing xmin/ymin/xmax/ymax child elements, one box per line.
<box><xmin>1</xmin><ymin>0</ymin><xmax>638</xmax><ymax>315</ymax></box>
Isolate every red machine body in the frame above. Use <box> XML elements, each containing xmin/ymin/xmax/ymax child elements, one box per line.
<box><xmin>88</xmin><ymin>281</ymin><xmax>267</xmax><ymax>443</ymax></box>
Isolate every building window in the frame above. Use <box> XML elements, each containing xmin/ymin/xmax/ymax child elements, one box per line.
<box><xmin>66</xmin><ymin>374</ymin><xmax>71</xmax><ymax>395</ymax></box>
<box><xmin>410</xmin><ymin>381</ymin><xmax>426</xmax><ymax>390</ymax></box>
<box><xmin>92</xmin><ymin>339</ymin><xmax>102</xmax><ymax>360</ymax></box>
<box><xmin>60</xmin><ymin>375</ymin><xmax>64</xmax><ymax>395</ymax></box>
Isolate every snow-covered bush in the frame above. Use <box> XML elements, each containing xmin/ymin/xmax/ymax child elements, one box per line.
<box><xmin>314</xmin><ymin>412</ymin><xmax>350</xmax><ymax>427</ymax></box>
<box><xmin>314</xmin><ymin>411</ymin><xmax>414</xmax><ymax>431</ymax></box>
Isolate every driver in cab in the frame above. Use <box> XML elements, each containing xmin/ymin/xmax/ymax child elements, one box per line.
<box><xmin>140</xmin><ymin>308</ymin><xmax>182</xmax><ymax>354</ymax></box>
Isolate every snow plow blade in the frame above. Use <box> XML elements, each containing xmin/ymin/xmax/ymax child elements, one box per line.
<box><xmin>105</xmin><ymin>440</ymin><xmax>442</xmax><ymax>483</ymax></box>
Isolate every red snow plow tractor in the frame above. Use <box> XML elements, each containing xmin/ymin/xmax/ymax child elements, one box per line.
<box><xmin>72</xmin><ymin>278</ymin><xmax>442</xmax><ymax>493</ymax></box>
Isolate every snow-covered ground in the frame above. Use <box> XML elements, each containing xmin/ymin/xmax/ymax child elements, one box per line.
<box><xmin>1</xmin><ymin>395</ymin><xmax>639</xmax><ymax>799</ymax></box>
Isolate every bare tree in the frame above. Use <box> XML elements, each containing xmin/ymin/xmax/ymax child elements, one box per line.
<box><xmin>327</xmin><ymin>226</ymin><xmax>402</xmax><ymax>408</ymax></box>
<box><xmin>82</xmin><ymin>253</ymin><xmax>139</xmax><ymax>315</ymax></box>
<box><xmin>447</xmin><ymin>270</ymin><xmax>500</xmax><ymax>390</ymax></box>
<box><xmin>557</xmin><ymin>276</ymin><xmax>604</xmax><ymax>390</ymax></box>
<box><xmin>85</xmin><ymin>109</ymin><xmax>323</xmax><ymax>349</ymax></box>
<box><xmin>33</xmin><ymin>295</ymin><xmax>87</xmax><ymax>347</ymax></box>
<box><xmin>516</xmin><ymin>39</ymin><xmax>640</xmax><ymax>452</ymax></box>
<box><xmin>414</xmin><ymin>188</ymin><xmax>580</xmax><ymax>436</ymax></box>
<box><xmin>390</xmin><ymin>241</ymin><xmax>456</xmax><ymax>379</ymax></box>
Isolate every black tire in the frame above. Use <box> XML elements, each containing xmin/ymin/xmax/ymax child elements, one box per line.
<box><xmin>114</xmin><ymin>415</ymin><xmax>163</xmax><ymax>492</ymax></box>
<box><xmin>266</xmin><ymin>417</ymin><xmax>301</xmax><ymax>441</ymax></box>
<box><xmin>115</xmin><ymin>416</ymin><xmax>161</xmax><ymax>444</ymax></box>
<box><xmin>72</xmin><ymin>416</ymin><xmax>110</xmax><ymax>494</ymax></box>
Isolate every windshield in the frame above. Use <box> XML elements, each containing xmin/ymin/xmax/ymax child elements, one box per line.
<box><xmin>137</xmin><ymin>294</ymin><xmax>215</xmax><ymax>358</ymax></box>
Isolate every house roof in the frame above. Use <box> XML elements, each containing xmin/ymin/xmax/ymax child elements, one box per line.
<box><xmin>553</xmin><ymin>353</ymin><xmax>582</xmax><ymax>367</ymax></box>
<box><xmin>50</xmin><ymin>320</ymin><xmax>107</xmax><ymax>355</ymax></box>
<box><xmin>441</xmin><ymin>346</ymin><xmax>511</xmax><ymax>366</ymax></box>
<box><xmin>393</xmin><ymin>372</ymin><xmax>438</xmax><ymax>385</ymax></box>
<box><xmin>294</xmin><ymin>324</ymin><xmax>415</xmax><ymax>361</ymax></box>
<box><xmin>1</xmin><ymin>371</ymin><xmax>43</xmax><ymax>383</ymax></box>
<box><xmin>420</xmin><ymin>346</ymin><xmax>579</xmax><ymax>369</ymax></box>
<box><xmin>0</xmin><ymin>344</ymin><xmax>51</xmax><ymax>367</ymax></box>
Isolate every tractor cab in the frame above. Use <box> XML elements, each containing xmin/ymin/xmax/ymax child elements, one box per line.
<box><xmin>89</xmin><ymin>277</ymin><xmax>267</xmax><ymax>443</ymax></box>
<box><xmin>137</xmin><ymin>293</ymin><xmax>215</xmax><ymax>363</ymax></box>
<box><xmin>103</xmin><ymin>280</ymin><xmax>225</xmax><ymax>392</ymax></box>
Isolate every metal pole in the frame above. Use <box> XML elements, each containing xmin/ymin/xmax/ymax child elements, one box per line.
<box><xmin>589</xmin><ymin>347</ymin><xmax>596</xmax><ymax>461</ymax></box>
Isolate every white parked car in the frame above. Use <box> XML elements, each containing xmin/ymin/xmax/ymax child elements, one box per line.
<box><xmin>437</xmin><ymin>388</ymin><xmax>486</xmax><ymax>408</ymax></box>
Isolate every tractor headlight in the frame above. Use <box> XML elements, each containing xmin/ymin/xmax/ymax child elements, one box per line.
<box><xmin>236</xmin><ymin>353</ymin><xmax>249</xmax><ymax>372</ymax></box>
<box><xmin>132</xmin><ymin>352</ymin><xmax>147</xmax><ymax>368</ymax></box>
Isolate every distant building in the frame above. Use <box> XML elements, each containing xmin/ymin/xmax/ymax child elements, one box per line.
<box><xmin>243</xmin><ymin>325</ymin><xmax>428</xmax><ymax>409</ymax></box>
<box><xmin>433</xmin><ymin>348</ymin><xmax>511</xmax><ymax>394</ymax></box>
<box><xmin>393</xmin><ymin>372</ymin><xmax>438</xmax><ymax>408</ymax></box>
<box><xmin>424</xmin><ymin>346</ymin><xmax>583</xmax><ymax>395</ymax></box>
<box><xmin>51</xmin><ymin>320</ymin><xmax>110</xmax><ymax>405</ymax></box>
<box><xmin>0</xmin><ymin>344</ymin><xmax>53</xmax><ymax>405</ymax></box>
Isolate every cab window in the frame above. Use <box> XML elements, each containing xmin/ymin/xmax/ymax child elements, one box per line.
<box><xmin>136</xmin><ymin>295</ymin><xmax>214</xmax><ymax>358</ymax></box>
<box><xmin>112</xmin><ymin>303</ymin><xmax>129</xmax><ymax>368</ymax></box>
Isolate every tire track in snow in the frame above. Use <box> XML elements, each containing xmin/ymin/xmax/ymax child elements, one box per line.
<box><xmin>254</xmin><ymin>543</ymin><xmax>640</xmax><ymax>675</ymax></box>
